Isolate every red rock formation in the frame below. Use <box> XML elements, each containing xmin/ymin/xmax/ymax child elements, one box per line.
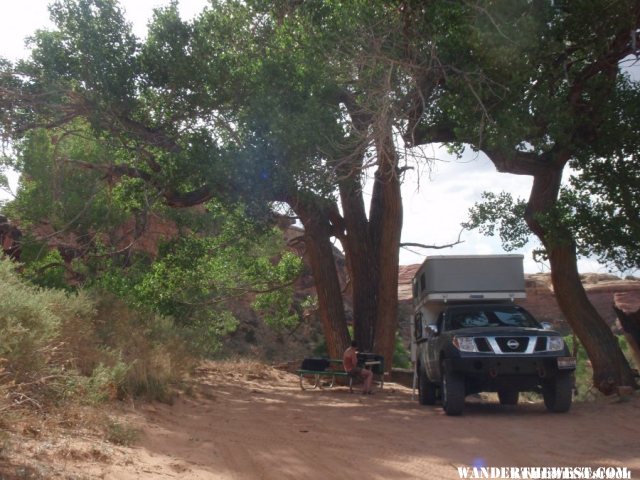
<box><xmin>0</xmin><ymin>215</ymin><xmax>21</xmax><ymax>259</ymax></box>
<box><xmin>111</xmin><ymin>214</ymin><xmax>179</xmax><ymax>258</ymax></box>
<box><xmin>613</xmin><ymin>291</ymin><xmax>640</xmax><ymax>368</ymax></box>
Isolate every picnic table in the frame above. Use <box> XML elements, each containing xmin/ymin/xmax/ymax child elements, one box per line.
<box><xmin>296</xmin><ymin>355</ymin><xmax>385</xmax><ymax>392</ymax></box>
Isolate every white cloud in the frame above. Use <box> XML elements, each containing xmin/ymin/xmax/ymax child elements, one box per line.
<box><xmin>0</xmin><ymin>1</ymin><xmax>54</xmax><ymax>61</ymax></box>
<box><xmin>399</xmin><ymin>146</ymin><xmax>534</xmax><ymax>266</ymax></box>
<box><xmin>0</xmin><ymin>1</ymin><xmax>209</xmax><ymax>62</ymax></box>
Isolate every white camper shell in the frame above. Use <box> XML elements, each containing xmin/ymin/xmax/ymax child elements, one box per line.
<box><xmin>411</xmin><ymin>254</ymin><xmax>526</xmax><ymax>344</ymax></box>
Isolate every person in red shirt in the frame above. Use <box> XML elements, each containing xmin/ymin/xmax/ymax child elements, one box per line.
<box><xmin>343</xmin><ymin>340</ymin><xmax>374</xmax><ymax>394</ymax></box>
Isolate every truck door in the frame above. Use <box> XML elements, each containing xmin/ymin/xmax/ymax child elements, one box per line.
<box><xmin>425</xmin><ymin>310</ymin><xmax>445</xmax><ymax>381</ymax></box>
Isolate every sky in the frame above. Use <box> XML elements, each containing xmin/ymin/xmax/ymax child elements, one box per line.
<box><xmin>0</xmin><ymin>1</ymin><xmax>636</xmax><ymax>274</ymax></box>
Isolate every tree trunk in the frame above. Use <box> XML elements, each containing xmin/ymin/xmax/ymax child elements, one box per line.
<box><xmin>526</xmin><ymin>169</ymin><xmax>637</xmax><ymax>394</ymax></box>
<box><xmin>339</xmin><ymin>175</ymin><xmax>378</xmax><ymax>351</ymax></box>
<box><xmin>549</xmin><ymin>244</ymin><xmax>637</xmax><ymax>393</ymax></box>
<box><xmin>369</xmin><ymin>131</ymin><xmax>403</xmax><ymax>371</ymax></box>
<box><xmin>293</xmin><ymin>199</ymin><xmax>350</xmax><ymax>359</ymax></box>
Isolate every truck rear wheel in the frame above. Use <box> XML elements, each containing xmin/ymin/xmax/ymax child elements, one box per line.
<box><xmin>418</xmin><ymin>364</ymin><xmax>437</xmax><ymax>405</ymax></box>
<box><xmin>441</xmin><ymin>362</ymin><xmax>465</xmax><ymax>416</ymax></box>
<box><xmin>498</xmin><ymin>389</ymin><xmax>519</xmax><ymax>406</ymax></box>
<box><xmin>543</xmin><ymin>373</ymin><xmax>573</xmax><ymax>413</ymax></box>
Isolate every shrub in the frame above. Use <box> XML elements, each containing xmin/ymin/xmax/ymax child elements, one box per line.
<box><xmin>0</xmin><ymin>259</ymin><xmax>193</xmax><ymax>413</ymax></box>
<box><xmin>104</xmin><ymin>418</ymin><xmax>139</xmax><ymax>446</ymax></box>
<box><xmin>0</xmin><ymin>259</ymin><xmax>93</xmax><ymax>383</ymax></box>
<box><xmin>564</xmin><ymin>334</ymin><xmax>638</xmax><ymax>401</ymax></box>
<box><xmin>90</xmin><ymin>292</ymin><xmax>195</xmax><ymax>402</ymax></box>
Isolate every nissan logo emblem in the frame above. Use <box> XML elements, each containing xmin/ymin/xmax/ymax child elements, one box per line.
<box><xmin>507</xmin><ymin>339</ymin><xmax>520</xmax><ymax>350</ymax></box>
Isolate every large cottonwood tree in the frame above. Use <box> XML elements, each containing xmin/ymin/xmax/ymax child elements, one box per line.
<box><xmin>406</xmin><ymin>0</ymin><xmax>640</xmax><ymax>392</ymax></box>
<box><xmin>1</xmin><ymin>0</ymin><xmax>444</xmax><ymax>364</ymax></box>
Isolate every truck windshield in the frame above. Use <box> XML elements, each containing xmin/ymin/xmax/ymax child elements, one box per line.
<box><xmin>446</xmin><ymin>306</ymin><xmax>541</xmax><ymax>330</ymax></box>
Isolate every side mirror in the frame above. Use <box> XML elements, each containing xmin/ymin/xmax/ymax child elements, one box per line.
<box><xmin>540</xmin><ymin>322</ymin><xmax>552</xmax><ymax>331</ymax></box>
<box><xmin>427</xmin><ymin>324</ymin><xmax>439</xmax><ymax>336</ymax></box>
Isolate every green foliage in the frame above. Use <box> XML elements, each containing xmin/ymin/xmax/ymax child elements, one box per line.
<box><xmin>0</xmin><ymin>167</ymin><xmax>10</xmax><ymax>207</ymax></box>
<box><xmin>12</xmin><ymin>0</ymin><xmax>637</xmax><ymax>366</ymax></box>
<box><xmin>465</xmin><ymin>170</ymin><xmax>640</xmax><ymax>271</ymax></box>
<box><xmin>35</xmin><ymin>0</ymin><xmax>139</xmax><ymax>106</ymax></box>
<box><xmin>392</xmin><ymin>333</ymin><xmax>411</xmax><ymax>370</ymax></box>
<box><xmin>251</xmin><ymin>252</ymin><xmax>303</xmax><ymax>330</ymax></box>
<box><xmin>563</xmin><ymin>335</ymin><xmax>594</xmax><ymax>401</ymax></box>
<box><xmin>2</xmin><ymin>0</ymin><xmax>455</xmax><ymax>360</ymax></box>
<box><xmin>3</xmin><ymin>126</ymin><xmax>130</xmax><ymax>239</ymax></box>
<box><xmin>311</xmin><ymin>339</ymin><xmax>329</xmax><ymax>358</ymax></box>
<box><xmin>560</xmin><ymin>80</ymin><xmax>640</xmax><ymax>271</ymax></box>
<box><xmin>177</xmin><ymin>312</ymin><xmax>239</xmax><ymax>359</ymax></box>
<box><xmin>564</xmin><ymin>334</ymin><xmax>639</xmax><ymax>401</ymax></box>
<box><xmin>0</xmin><ymin>258</ymin><xmax>193</xmax><ymax>410</ymax></box>
<box><xmin>21</xmin><ymin>248</ymin><xmax>69</xmax><ymax>290</ymax></box>
<box><xmin>93</xmin><ymin>204</ymin><xmax>304</xmax><ymax>343</ymax></box>
<box><xmin>89</xmin><ymin>293</ymin><xmax>195</xmax><ymax>402</ymax></box>
<box><xmin>463</xmin><ymin>192</ymin><xmax>530</xmax><ymax>251</ymax></box>
<box><xmin>3</xmin><ymin>120</ymin><xmax>305</xmax><ymax>348</ymax></box>
<box><xmin>58</xmin><ymin>360</ymin><xmax>129</xmax><ymax>404</ymax></box>
<box><xmin>0</xmin><ymin>259</ymin><xmax>91</xmax><ymax>381</ymax></box>
<box><xmin>449</xmin><ymin>2</ymin><xmax>640</xmax><ymax>274</ymax></box>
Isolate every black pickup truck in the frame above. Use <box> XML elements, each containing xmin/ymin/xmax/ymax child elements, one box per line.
<box><xmin>415</xmin><ymin>303</ymin><xmax>576</xmax><ymax>415</ymax></box>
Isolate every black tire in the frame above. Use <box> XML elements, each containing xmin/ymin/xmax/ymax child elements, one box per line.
<box><xmin>543</xmin><ymin>373</ymin><xmax>573</xmax><ymax>413</ymax></box>
<box><xmin>418</xmin><ymin>364</ymin><xmax>437</xmax><ymax>405</ymax></box>
<box><xmin>441</xmin><ymin>362</ymin><xmax>465</xmax><ymax>416</ymax></box>
<box><xmin>498</xmin><ymin>389</ymin><xmax>519</xmax><ymax>406</ymax></box>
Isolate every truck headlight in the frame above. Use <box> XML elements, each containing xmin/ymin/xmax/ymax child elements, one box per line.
<box><xmin>547</xmin><ymin>336</ymin><xmax>565</xmax><ymax>351</ymax></box>
<box><xmin>453</xmin><ymin>336</ymin><xmax>478</xmax><ymax>352</ymax></box>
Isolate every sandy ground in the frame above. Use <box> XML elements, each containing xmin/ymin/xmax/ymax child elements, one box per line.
<box><xmin>2</xmin><ymin>361</ymin><xmax>639</xmax><ymax>479</ymax></box>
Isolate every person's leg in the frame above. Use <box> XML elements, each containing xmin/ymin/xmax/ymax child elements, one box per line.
<box><xmin>349</xmin><ymin>368</ymin><xmax>363</xmax><ymax>392</ymax></box>
<box><xmin>363</xmin><ymin>369</ymin><xmax>373</xmax><ymax>393</ymax></box>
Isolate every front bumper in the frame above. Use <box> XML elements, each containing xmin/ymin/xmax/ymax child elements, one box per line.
<box><xmin>446</xmin><ymin>355</ymin><xmax>575</xmax><ymax>378</ymax></box>
<box><xmin>444</xmin><ymin>355</ymin><xmax>575</xmax><ymax>393</ymax></box>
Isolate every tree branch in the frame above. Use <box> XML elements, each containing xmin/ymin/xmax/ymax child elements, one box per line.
<box><xmin>482</xmin><ymin>147</ymin><xmax>553</xmax><ymax>176</ymax></box>
<box><xmin>401</xmin><ymin>229</ymin><xmax>465</xmax><ymax>251</ymax></box>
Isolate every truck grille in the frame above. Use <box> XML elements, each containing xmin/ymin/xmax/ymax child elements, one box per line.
<box><xmin>495</xmin><ymin>336</ymin><xmax>529</xmax><ymax>353</ymax></box>
<box><xmin>469</xmin><ymin>336</ymin><xmax>550</xmax><ymax>354</ymax></box>
<box><xmin>474</xmin><ymin>337</ymin><xmax>493</xmax><ymax>352</ymax></box>
<box><xmin>534</xmin><ymin>337</ymin><xmax>547</xmax><ymax>352</ymax></box>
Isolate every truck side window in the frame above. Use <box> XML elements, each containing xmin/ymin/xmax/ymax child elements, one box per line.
<box><xmin>436</xmin><ymin>311</ymin><xmax>445</xmax><ymax>333</ymax></box>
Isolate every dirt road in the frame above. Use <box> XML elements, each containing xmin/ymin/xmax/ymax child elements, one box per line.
<box><xmin>6</xmin><ymin>361</ymin><xmax>639</xmax><ymax>479</ymax></box>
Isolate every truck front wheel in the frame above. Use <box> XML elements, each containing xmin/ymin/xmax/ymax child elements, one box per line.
<box><xmin>418</xmin><ymin>364</ymin><xmax>437</xmax><ymax>405</ymax></box>
<box><xmin>441</xmin><ymin>362</ymin><xmax>465</xmax><ymax>416</ymax></box>
<box><xmin>543</xmin><ymin>373</ymin><xmax>573</xmax><ymax>413</ymax></box>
